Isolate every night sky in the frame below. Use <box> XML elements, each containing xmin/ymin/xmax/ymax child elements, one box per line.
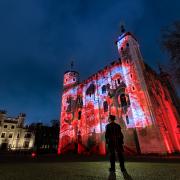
<box><xmin>0</xmin><ymin>0</ymin><xmax>180</xmax><ymax>124</ymax></box>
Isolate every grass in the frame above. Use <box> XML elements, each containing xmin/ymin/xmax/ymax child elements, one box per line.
<box><xmin>0</xmin><ymin>161</ymin><xmax>180</xmax><ymax>180</ymax></box>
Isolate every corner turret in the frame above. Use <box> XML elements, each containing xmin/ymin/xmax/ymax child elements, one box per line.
<box><xmin>63</xmin><ymin>61</ymin><xmax>79</xmax><ymax>90</ymax></box>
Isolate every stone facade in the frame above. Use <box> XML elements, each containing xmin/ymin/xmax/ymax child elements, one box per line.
<box><xmin>58</xmin><ymin>29</ymin><xmax>180</xmax><ymax>155</ymax></box>
<box><xmin>0</xmin><ymin>110</ymin><xmax>35</xmax><ymax>151</ymax></box>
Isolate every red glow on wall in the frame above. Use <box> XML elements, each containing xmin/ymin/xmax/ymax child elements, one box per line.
<box><xmin>58</xmin><ymin>32</ymin><xmax>180</xmax><ymax>155</ymax></box>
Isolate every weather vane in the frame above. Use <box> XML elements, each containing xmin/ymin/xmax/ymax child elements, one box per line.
<box><xmin>119</xmin><ymin>21</ymin><xmax>126</xmax><ymax>33</ymax></box>
<box><xmin>70</xmin><ymin>59</ymin><xmax>74</xmax><ymax>71</ymax></box>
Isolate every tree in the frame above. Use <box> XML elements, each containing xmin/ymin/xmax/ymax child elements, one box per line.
<box><xmin>161</xmin><ymin>21</ymin><xmax>180</xmax><ymax>84</ymax></box>
<box><xmin>50</xmin><ymin>119</ymin><xmax>59</xmax><ymax>127</ymax></box>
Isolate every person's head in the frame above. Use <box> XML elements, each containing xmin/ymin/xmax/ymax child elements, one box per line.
<box><xmin>109</xmin><ymin>115</ymin><xmax>116</xmax><ymax>122</ymax></box>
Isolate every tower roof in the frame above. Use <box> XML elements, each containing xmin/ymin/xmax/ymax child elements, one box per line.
<box><xmin>116</xmin><ymin>32</ymin><xmax>138</xmax><ymax>44</ymax></box>
<box><xmin>64</xmin><ymin>70</ymin><xmax>79</xmax><ymax>75</ymax></box>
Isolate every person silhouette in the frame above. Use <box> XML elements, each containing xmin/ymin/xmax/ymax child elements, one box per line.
<box><xmin>105</xmin><ymin>115</ymin><xmax>126</xmax><ymax>173</ymax></box>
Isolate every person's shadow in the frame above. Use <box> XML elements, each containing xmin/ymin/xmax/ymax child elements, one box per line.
<box><xmin>108</xmin><ymin>172</ymin><xmax>116</xmax><ymax>180</ymax></box>
<box><xmin>122</xmin><ymin>171</ymin><xmax>133</xmax><ymax>180</ymax></box>
<box><xmin>108</xmin><ymin>171</ymin><xmax>133</xmax><ymax>180</ymax></box>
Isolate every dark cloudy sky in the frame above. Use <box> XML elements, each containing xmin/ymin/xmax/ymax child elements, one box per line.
<box><xmin>0</xmin><ymin>0</ymin><xmax>180</xmax><ymax>124</ymax></box>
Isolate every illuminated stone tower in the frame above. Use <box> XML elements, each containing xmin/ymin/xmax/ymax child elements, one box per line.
<box><xmin>63</xmin><ymin>71</ymin><xmax>79</xmax><ymax>90</ymax></box>
<box><xmin>58</xmin><ymin>26</ymin><xmax>180</xmax><ymax>155</ymax></box>
<box><xmin>116</xmin><ymin>26</ymin><xmax>168</xmax><ymax>153</ymax></box>
<box><xmin>58</xmin><ymin>65</ymin><xmax>80</xmax><ymax>154</ymax></box>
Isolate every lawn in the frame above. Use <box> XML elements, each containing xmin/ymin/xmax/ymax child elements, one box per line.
<box><xmin>0</xmin><ymin>161</ymin><xmax>180</xmax><ymax>180</ymax></box>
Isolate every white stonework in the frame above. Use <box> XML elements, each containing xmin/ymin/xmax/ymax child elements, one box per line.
<box><xmin>0</xmin><ymin>110</ymin><xmax>35</xmax><ymax>151</ymax></box>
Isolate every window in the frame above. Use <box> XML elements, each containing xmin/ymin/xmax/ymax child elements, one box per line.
<box><xmin>120</xmin><ymin>94</ymin><xmax>127</xmax><ymax>107</ymax></box>
<box><xmin>130</xmin><ymin>74</ymin><xmax>132</xmax><ymax>78</ymax></box>
<box><xmin>102</xmin><ymin>85</ymin><xmax>106</xmax><ymax>94</ymax></box>
<box><xmin>77</xmin><ymin>96</ymin><xmax>83</xmax><ymax>108</ymax></box>
<box><xmin>126</xmin><ymin>43</ymin><xmax>129</xmax><ymax>47</ymax></box>
<box><xmin>117</xmin><ymin>79</ymin><xmax>121</xmax><ymax>85</ymax></box>
<box><xmin>1</xmin><ymin>133</ymin><xmax>5</xmax><ymax>138</ymax></box>
<box><xmin>121</xmin><ymin>47</ymin><xmax>123</xmax><ymax>51</ymax></box>
<box><xmin>11</xmin><ymin>125</ymin><xmax>15</xmax><ymax>129</ymax></box>
<box><xmin>78</xmin><ymin>111</ymin><xmax>82</xmax><ymax>120</ymax></box>
<box><xmin>132</xmin><ymin>86</ymin><xmax>135</xmax><ymax>91</ymax></box>
<box><xmin>126</xmin><ymin>115</ymin><xmax>129</xmax><ymax>124</ymax></box>
<box><xmin>24</xmin><ymin>133</ymin><xmax>31</xmax><ymax>138</ymax></box>
<box><xmin>73</xmin><ymin>78</ymin><xmax>75</xmax><ymax>81</ymax></box>
<box><xmin>17</xmin><ymin>134</ymin><xmax>20</xmax><ymax>138</ymax></box>
<box><xmin>4</xmin><ymin>125</ymin><xmax>7</xmax><ymax>128</ymax></box>
<box><xmin>86</xmin><ymin>84</ymin><xmax>95</xmax><ymax>96</ymax></box>
<box><xmin>103</xmin><ymin>101</ymin><xmax>108</xmax><ymax>112</ymax></box>
<box><xmin>9</xmin><ymin>133</ymin><xmax>13</xmax><ymax>138</ymax></box>
<box><xmin>23</xmin><ymin>141</ymin><xmax>29</xmax><ymax>148</ymax></box>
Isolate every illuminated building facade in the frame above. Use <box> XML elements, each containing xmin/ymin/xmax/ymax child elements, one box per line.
<box><xmin>0</xmin><ymin>110</ymin><xmax>35</xmax><ymax>151</ymax></box>
<box><xmin>58</xmin><ymin>28</ymin><xmax>180</xmax><ymax>155</ymax></box>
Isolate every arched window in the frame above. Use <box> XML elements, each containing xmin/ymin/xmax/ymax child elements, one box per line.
<box><xmin>78</xmin><ymin>111</ymin><xmax>82</xmax><ymax>120</ymax></box>
<box><xmin>102</xmin><ymin>85</ymin><xmax>106</xmax><ymax>94</ymax></box>
<box><xmin>86</xmin><ymin>84</ymin><xmax>95</xmax><ymax>96</ymax></box>
<box><xmin>126</xmin><ymin>115</ymin><xmax>129</xmax><ymax>124</ymax></box>
<box><xmin>120</xmin><ymin>94</ymin><xmax>127</xmax><ymax>107</ymax></box>
<box><xmin>103</xmin><ymin>101</ymin><xmax>108</xmax><ymax>112</ymax></box>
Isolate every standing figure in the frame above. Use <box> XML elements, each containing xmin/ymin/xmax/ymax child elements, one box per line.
<box><xmin>105</xmin><ymin>115</ymin><xmax>126</xmax><ymax>173</ymax></box>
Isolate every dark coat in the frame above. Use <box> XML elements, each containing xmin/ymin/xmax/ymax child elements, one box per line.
<box><xmin>105</xmin><ymin>122</ymin><xmax>124</xmax><ymax>151</ymax></box>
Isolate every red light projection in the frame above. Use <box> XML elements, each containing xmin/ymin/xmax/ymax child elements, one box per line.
<box><xmin>58</xmin><ymin>31</ymin><xmax>180</xmax><ymax>155</ymax></box>
<box><xmin>31</xmin><ymin>152</ymin><xmax>36</xmax><ymax>158</ymax></box>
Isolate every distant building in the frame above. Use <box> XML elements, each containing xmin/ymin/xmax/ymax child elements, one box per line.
<box><xmin>58</xmin><ymin>27</ymin><xmax>180</xmax><ymax>155</ymax></box>
<box><xmin>0</xmin><ymin>110</ymin><xmax>35</xmax><ymax>151</ymax></box>
<box><xmin>29</xmin><ymin>121</ymin><xmax>59</xmax><ymax>154</ymax></box>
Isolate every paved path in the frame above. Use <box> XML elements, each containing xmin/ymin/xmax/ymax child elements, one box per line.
<box><xmin>0</xmin><ymin>161</ymin><xmax>180</xmax><ymax>180</ymax></box>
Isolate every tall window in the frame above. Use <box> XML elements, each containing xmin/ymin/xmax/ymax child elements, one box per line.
<box><xmin>103</xmin><ymin>101</ymin><xmax>108</xmax><ymax>112</ymax></box>
<box><xmin>17</xmin><ymin>133</ymin><xmax>20</xmax><ymax>138</ymax></box>
<box><xmin>78</xmin><ymin>111</ymin><xmax>82</xmax><ymax>120</ymax></box>
<box><xmin>120</xmin><ymin>94</ymin><xmax>127</xmax><ymax>107</ymax></box>
<box><xmin>102</xmin><ymin>85</ymin><xmax>106</xmax><ymax>94</ymax></box>
<box><xmin>126</xmin><ymin>115</ymin><xmax>129</xmax><ymax>124</ymax></box>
